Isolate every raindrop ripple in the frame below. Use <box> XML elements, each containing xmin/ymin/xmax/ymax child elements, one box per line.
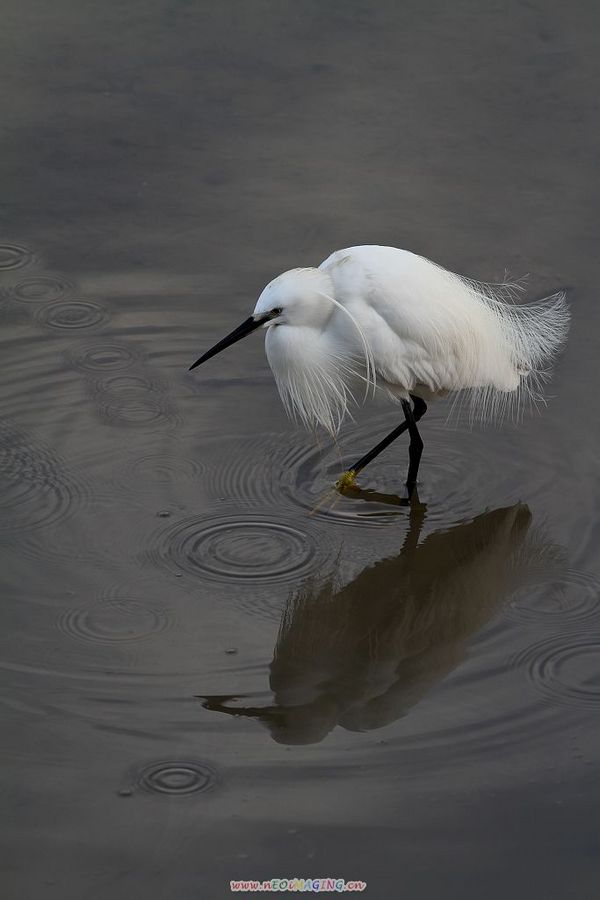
<box><xmin>36</xmin><ymin>300</ymin><xmax>108</xmax><ymax>331</ymax></box>
<box><xmin>513</xmin><ymin>631</ymin><xmax>600</xmax><ymax>709</ymax></box>
<box><xmin>4</xmin><ymin>273</ymin><xmax>74</xmax><ymax>303</ymax></box>
<box><xmin>57</xmin><ymin>598</ymin><xmax>171</xmax><ymax>644</ymax></box>
<box><xmin>149</xmin><ymin>512</ymin><xmax>319</xmax><ymax>585</ymax></box>
<box><xmin>207</xmin><ymin>421</ymin><xmax>493</xmax><ymax>528</ymax></box>
<box><xmin>119</xmin><ymin>451</ymin><xmax>205</xmax><ymax>486</ymax></box>
<box><xmin>505</xmin><ymin>569</ymin><xmax>600</xmax><ymax>626</ymax></box>
<box><xmin>0</xmin><ymin>418</ymin><xmax>90</xmax><ymax>534</ymax></box>
<box><xmin>0</xmin><ymin>243</ymin><xmax>34</xmax><ymax>270</ymax></box>
<box><xmin>68</xmin><ymin>340</ymin><xmax>142</xmax><ymax>373</ymax></box>
<box><xmin>136</xmin><ymin>760</ymin><xmax>218</xmax><ymax>795</ymax></box>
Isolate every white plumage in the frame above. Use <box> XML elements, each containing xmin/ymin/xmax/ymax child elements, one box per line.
<box><xmin>190</xmin><ymin>244</ymin><xmax>569</xmax><ymax>490</ymax></box>
<box><xmin>255</xmin><ymin>245</ymin><xmax>569</xmax><ymax>435</ymax></box>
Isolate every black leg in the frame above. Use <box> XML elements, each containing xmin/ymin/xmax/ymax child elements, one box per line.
<box><xmin>336</xmin><ymin>394</ymin><xmax>427</xmax><ymax>489</ymax></box>
<box><xmin>346</xmin><ymin>420</ymin><xmax>410</xmax><ymax>475</ymax></box>
<box><xmin>401</xmin><ymin>398</ymin><xmax>424</xmax><ymax>493</ymax></box>
<box><xmin>411</xmin><ymin>395</ymin><xmax>428</xmax><ymax>422</ymax></box>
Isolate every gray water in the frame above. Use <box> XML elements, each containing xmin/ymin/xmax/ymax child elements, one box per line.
<box><xmin>2</xmin><ymin>2</ymin><xmax>600</xmax><ymax>898</ymax></box>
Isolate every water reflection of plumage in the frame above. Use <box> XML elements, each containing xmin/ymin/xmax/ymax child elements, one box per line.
<box><xmin>202</xmin><ymin>503</ymin><xmax>544</xmax><ymax>744</ymax></box>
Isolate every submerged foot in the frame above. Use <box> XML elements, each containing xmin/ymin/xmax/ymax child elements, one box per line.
<box><xmin>406</xmin><ymin>476</ymin><xmax>424</xmax><ymax>499</ymax></box>
<box><xmin>335</xmin><ymin>469</ymin><xmax>358</xmax><ymax>493</ymax></box>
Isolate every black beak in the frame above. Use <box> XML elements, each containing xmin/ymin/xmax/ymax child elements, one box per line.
<box><xmin>189</xmin><ymin>314</ymin><xmax>269</xmax><ymax>371</ymax></box>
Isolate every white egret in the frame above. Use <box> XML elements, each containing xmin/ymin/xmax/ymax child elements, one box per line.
<box><xmin>189</xmin><ymin>246</ymin><xmax>569</xmax><ymax>492</ymax></box>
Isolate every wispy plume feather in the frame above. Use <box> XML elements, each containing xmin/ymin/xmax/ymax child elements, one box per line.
<box><xmin>450</xmin><ymin>272</ymin><xmax>570</xmax><ymax>424</ymax></box>
<box><xmin>270</xmin><ymin>342</ymin><xmax>368</xmax><ymax>436</ymax></box>
<box><xmin>316</xmin><ymin>289</ymin><xmax>378</xmax><ymax>404</ymax></box>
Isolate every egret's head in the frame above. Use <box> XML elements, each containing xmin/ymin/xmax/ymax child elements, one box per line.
<box><xmin>188</xmin><ymin>267</ymin><xmax>334</xmax><ymax>371</ymax></box>
<box><xmin>188</xmin><ymin>264</ymin><xmax>375</xmax><ymax>435</ymax></box>
<box><xmin>253</xmin><ymin>268</ymin><xmax>335</xmax><ymax>329</ymax></box>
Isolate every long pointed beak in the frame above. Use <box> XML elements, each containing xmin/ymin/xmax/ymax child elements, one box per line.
<box><xmin>189</xmin><ymin>314</ymin><xmax>268</xmax><ymax>371</ymax></box>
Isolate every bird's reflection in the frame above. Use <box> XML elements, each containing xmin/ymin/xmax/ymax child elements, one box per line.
<box><xmin>201</xmin><ymin>498</ymin><xmax>545</xmax><ymax>744</ymax></box>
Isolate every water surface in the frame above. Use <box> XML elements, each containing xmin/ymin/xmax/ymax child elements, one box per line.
<box><xmin>2</xmin><ymin>1</ymin><xmax>600</xmax><ymax>898</ymax></box>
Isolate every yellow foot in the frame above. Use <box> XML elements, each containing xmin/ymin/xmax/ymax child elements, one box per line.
<box><xmin>335</xmin><ymin>469</ymin><xmax>358</xmax><ymax>493</ymax></box>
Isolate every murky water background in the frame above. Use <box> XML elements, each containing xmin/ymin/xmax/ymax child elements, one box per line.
<box><xmin>2</xmin><ymin>2</ymin><xmax>600</xmax><ymax>897</ymax></box>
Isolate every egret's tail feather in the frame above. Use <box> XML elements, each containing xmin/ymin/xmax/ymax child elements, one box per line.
<box><xmin>458</xmin><ymin>278</ymin><xmax>570</xmax><ymax>425</ymax></box>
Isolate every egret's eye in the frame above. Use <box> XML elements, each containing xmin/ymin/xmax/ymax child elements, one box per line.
<box><xmin>271</xmin><ymin>307</ymin><xmax>283</xmax><ymax>318</ymax></box>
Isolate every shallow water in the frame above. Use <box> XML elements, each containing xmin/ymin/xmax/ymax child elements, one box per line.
<box><xmin>2</xmin><ymin>1</ymin><xmax>600</xmax><ymax>898</ymax></box>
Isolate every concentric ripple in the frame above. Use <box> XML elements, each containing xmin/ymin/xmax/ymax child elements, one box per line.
<box><xmin>0</xmin><ymin>579</ymin><xmax>181</xmax><ymax>689</ymax></box>
<box><xmin>207</xmin><ymin>420</ymin><xmax>497</xmax><ymax>528</ymax></box>
<box><xmin>4</xmin><ymin>273</ymin><xmax>74</xmax><ymax>303</ymax></box>
<box><xmin>149</xmin><ymin>512</ymin><xmax>319</xmax><ymax>585</ymax></box>
<box><xmin>97</xmin><ymin>396</ymin><xmax>179</xmax><ymax>429</ymax></box>
<box><xmin>119</xmin><ymin>451</ymin><xmax>205</xmax><ymax>485</ymax></box>
<box><xmin>36</xmin><ymin>300</ymin><xmax>108</xmax><ymax>330</ymax></box>
<box><xmin>0</xmin><ymin>418</ymin><xmax>90</xmax><ymax>534</ymax></box>
<box><xmin>95</xmin><ymin>373</ymin><xmax>160</xmax><ymax>396</ymax></box>
<box><xmin>57</xmin><ymin>598</ymin><xmax>171</xmax><ymax>644</ymax></box>
<box><xmin>67</xmin><ymin>340</ymin><xmax>141</xmax><ymax>373</ymax></box>
<box><xmin>505</xmin><ymin>569</ymin><xmax>600</xmax><ymax>626</ymax></box>
<box><xmin>206</xmin><ymin>434</ymin><xmax>290</xmax><ymax>505</ymax></box>
<box><xmin>285</xmin><ymin>418</ymin><xmax>525</xmax><ymax>527</ymax></box>
<box><xmin>0</xmin><ymin>243</ymin><xmax>33</xmax><ymax>270</ymax></box>
<box><xmin>512</xmin><ymin>632</ymin><xmax>600</xmax><ymax>709</ymax></box>
<box><xmin>206</xmin><ymin>432</ymin><xmax>406</xmax><ymax>527</ymax></box>
<box><xmin>136</xmin><ymin>760</ymin><xmax>218</xmax><ymax>795</ymax></box>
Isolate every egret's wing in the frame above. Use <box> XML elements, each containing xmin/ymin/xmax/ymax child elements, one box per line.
<box><xmin>321</xmin><ymin>246</ymin><xmax>459</xmax><ymax>394</ymax></box>
<box><xmin>321</xmin><ymin>244</ymin><xmax>569</xmax><ymax>422</ymax></box>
